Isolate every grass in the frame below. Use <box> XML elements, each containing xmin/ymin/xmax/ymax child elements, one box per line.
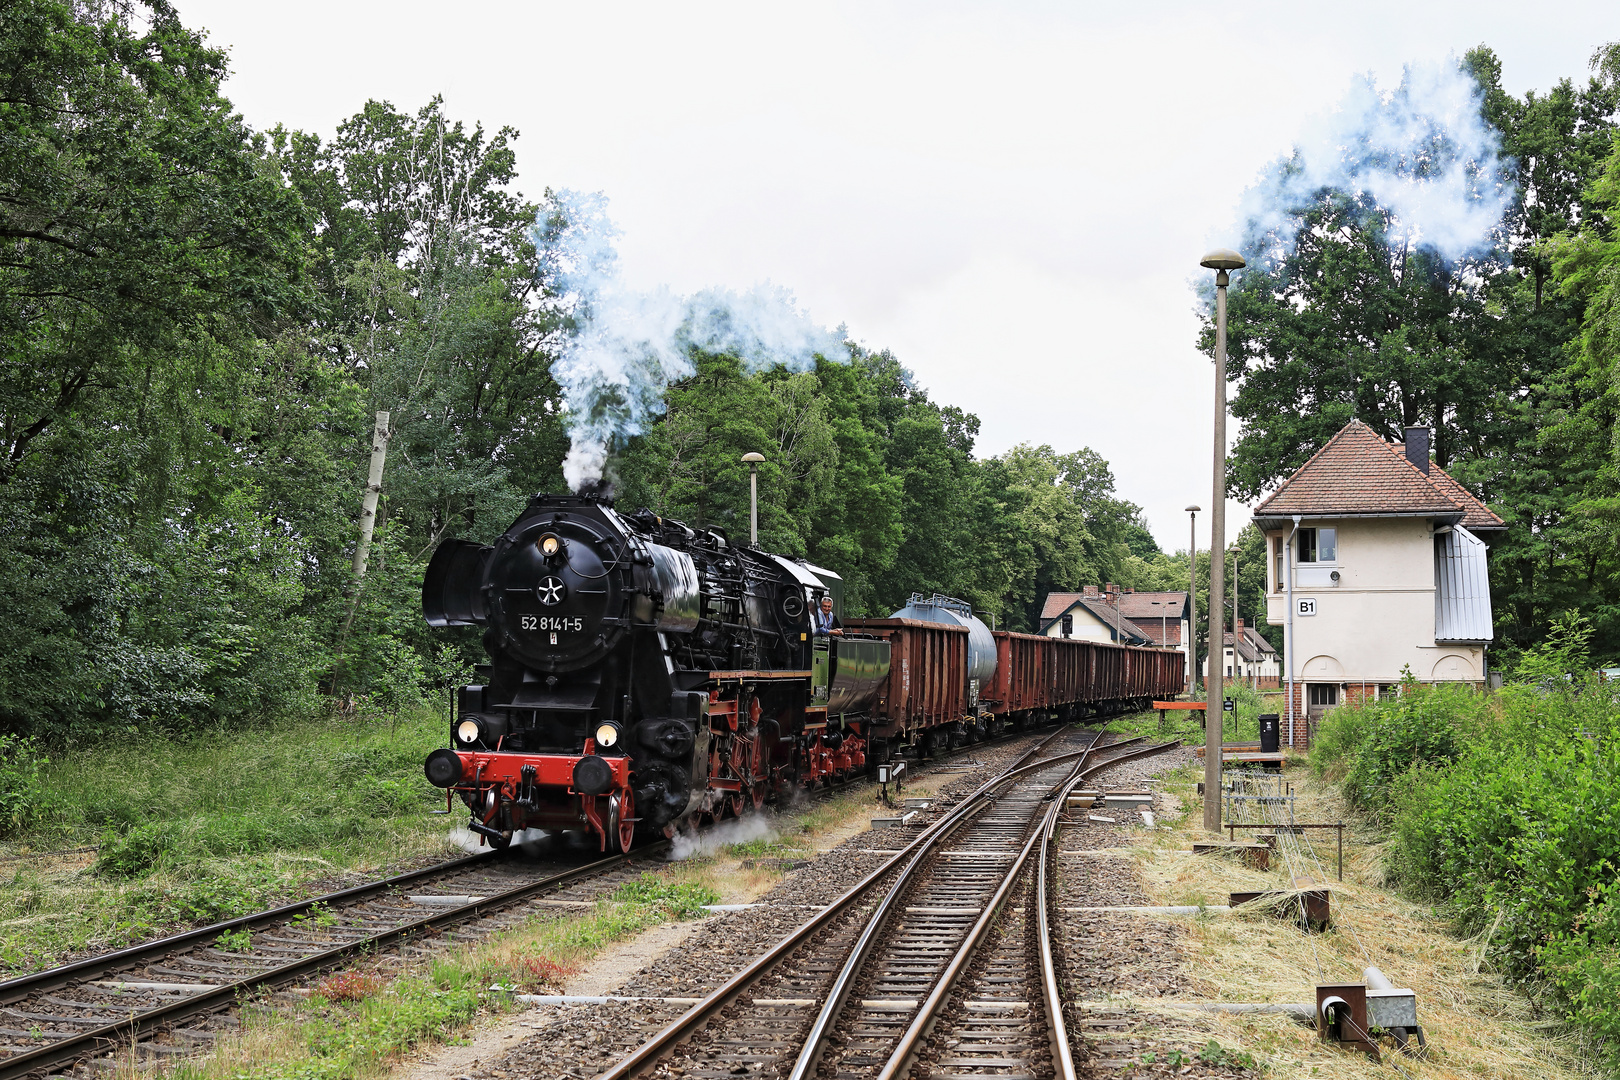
<box><xmin>0</xmin><ymin>706</ymin><xmax>460</xmax><ymax>976</ymax></box>
<box><xmin>1105</xmin><ymin>760</ymin><xmax>1602</xmax><ymax>1080</ymax></box>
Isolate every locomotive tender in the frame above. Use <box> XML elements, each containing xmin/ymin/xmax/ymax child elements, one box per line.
<box><xmin>421</xmin><ymin>489</ymin><xmax>1184</xmax><ymax>852</ymax></box>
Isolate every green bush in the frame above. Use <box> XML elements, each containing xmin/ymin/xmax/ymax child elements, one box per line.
<box><xmin>1307</xmin><ymin>675</ymin><xmax>1484</xmax><ymax>818</ymax></box>
<box><xmin>1541</xmin><ymin>879</ymin><xmax>1620</xmax><ymax>1045</ymax></box>
<box><xmin>0</xmin><ymin>734</ymin><xmax>48</xmax><ymax>836</ymax></box>
<box><xmin>1381</xmin><ymin>678</ymin><xmax>1620</xmax><ymax>986</ymax></box>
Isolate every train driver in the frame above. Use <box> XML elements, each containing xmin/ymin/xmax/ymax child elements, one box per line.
<box><xmin>813</xmin><ymin>595</ymin><xmax>844</xmax><ymax>636</ymax></box>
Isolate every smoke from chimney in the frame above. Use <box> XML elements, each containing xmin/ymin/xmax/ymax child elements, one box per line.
<box><xmin>1221</xmin><ymin>59</ymin><xmax>1514</xmax><ymax>274</ymax></box>
<box><xmin>533</xmin><ymin>190</ymin><xmax>849</xmax><ymax>490</ymax></box>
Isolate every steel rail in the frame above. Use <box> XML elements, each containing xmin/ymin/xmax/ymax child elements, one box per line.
<box><xmin>1032</xmin><ymin>739</ymin><xmax>1182</xmax><ymax>1080</ymax></box>
<box><xmin>0</xmin><ymin>716</ymin><xmax>1066</xmax><ymax>1004</ymax></box>
<box><xmin>0</xmin><ymin>848</ymin><xmax>507</xmax><ymax>1005</ymax></box>
<box><xmin>870</xmin><ymin>739</ymin><xmax>1183</xmax><ymax>1080</ymax></box>
<box><xmin>594</xmin><ymin>723</ymin><xmax>1093</xmax><ymax>1080</ymax></box>
<box><xmin>0</xmin><ymin>845</ymin><xmax>660</xmax><ymax>1080</ymax></box>
<box><xmin>783</xmin><ymin>730</ymin><xmax>1109</xmax><ymax>1080</ymax></box>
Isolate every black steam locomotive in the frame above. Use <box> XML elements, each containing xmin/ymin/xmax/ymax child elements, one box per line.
<box><xmin>420</xmin><ymin>490</ymin><xmax>881</xmax><ymax>852</ymax></box>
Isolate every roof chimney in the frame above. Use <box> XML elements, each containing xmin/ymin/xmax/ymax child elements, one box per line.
<box><xmin>1082</xmin><ymin>585</ymin><xmax>1099</xmax><ymax>599</ymax></box>
<box><xmin>1104</xmin><ymin>583</ymin><xmax>1118</xmax><ymax>602</ymax></box>
<box><xmin>1235</xmin><ymin>617</ymin><xmax>1244</xmax><ymax>635</ymax></box>
<box><xmin>1404</xmin><ymin>426</ymin><xmax>1430</xmax><ymax>475</ymax></box>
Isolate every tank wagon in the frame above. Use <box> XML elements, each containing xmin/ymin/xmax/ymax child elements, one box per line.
<box><xmin>420</xmin><ymin>493</ymin><xmax>1184</xmax><ymax>852</ymax></box>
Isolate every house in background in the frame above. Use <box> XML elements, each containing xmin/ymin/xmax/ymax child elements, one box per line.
<box><xmin>1200</xmin><ymin>618</ymin><xmax>1282</xmax><ymax>686</ymax></box>
<box><xmin>1038</xmin><ymin>585</ymin><xmax>1155</xmax><ymax>646</ymax></box>
<box><xmin>1116</xmin><ymin>590</ymin><xmax>1193</xmax><ymax>658</ymax></box>
<box><xmin>1254</xmin><ymin>420</ymin><xmax>1504</xmax><ymax>747</ymax></box>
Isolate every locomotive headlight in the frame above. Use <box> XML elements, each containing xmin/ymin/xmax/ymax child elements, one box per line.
<box><xmin>456</xmin><ymin>719</ymin><xmax>481</xmax><ymax>745</ymax></box>
<box><xmin>594</xmin><ymin>722</ymin><xmax>620</xmax><ymax>748</ymax></box>
<box><xmin>538</xmin><ymin>533</ymin><xmax>562</xmax><ymax>559</ymax></box>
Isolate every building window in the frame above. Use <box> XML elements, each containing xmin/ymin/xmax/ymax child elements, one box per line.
<box><xmin>1299</xmin><ymin>527</ymin><xmax>1337</xmax><ymax>563</ymax></box>
<box><xmin>1378</xmin><ymin>683</ymin><xmax>1397</xmax><ymax>700</ymax></box>
<box><xmin>1307</xmin><ymin>683</ymin><xmax>1339</xmax><ymax>706</ymax></box>
<box><xmin>1273</xmin><ymin>536</ymin><xmax>1283</xmax><ymax>592</ymax></box>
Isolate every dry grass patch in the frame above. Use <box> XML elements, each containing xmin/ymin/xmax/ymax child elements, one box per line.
<box><xmin>1099</xmin><ymin>762</ymin><xmax>1600</xmax><ymax>1080</ymax></box>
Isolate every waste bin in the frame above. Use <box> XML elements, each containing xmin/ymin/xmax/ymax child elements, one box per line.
<box><xmin>1259</xmin><ymin>713</ymin><xmax>1280</xmax><ymax>754</ymax></box>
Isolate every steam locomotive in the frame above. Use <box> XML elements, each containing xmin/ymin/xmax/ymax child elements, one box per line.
<box><xmin>421</xmin><ymin>489</ymin><xmax>1183</xmax><ymax>852</ymax></box>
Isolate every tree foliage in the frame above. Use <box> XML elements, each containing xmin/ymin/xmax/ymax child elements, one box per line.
<box><xmin>0</xmin><ymin>0</ymin><xmax>1156</xmax><ymax>741</ymax></box>
<box><xmin>1207</xmin><ymin>46</ymin><xmax>1620</xmax><ymax>659</ymax></box>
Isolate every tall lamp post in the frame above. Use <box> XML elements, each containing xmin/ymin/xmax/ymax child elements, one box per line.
<box><xmin>742</xmin><ymin>452</ymin><xmax>765</xmax><ymax>546</ymax></box>
<box><xmin>1200</xmin><ymin>247</ymin><xmax>1245</xmax><ymax>833</ymax></box>
<box><xmin>1184</xmin><ymin>505</ymin><xmax>1199</xmax><ymax>698</ymax></box>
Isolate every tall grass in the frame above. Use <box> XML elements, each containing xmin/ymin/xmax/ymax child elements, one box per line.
<box><xmin>0</xmin><ymin>707</ymin><xmax>458</xmax><ymax>974</ymax></box>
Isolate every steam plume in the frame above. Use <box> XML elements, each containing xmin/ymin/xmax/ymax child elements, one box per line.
<box><xmin>1232</xmin><ymin>59</ymin><xmax>1514</xmax><ymax>267</ymax></box>
<box><xmin>534</xmin><ymin>190</ymin><xmax>848</xmax><ymax>490</ymax></box>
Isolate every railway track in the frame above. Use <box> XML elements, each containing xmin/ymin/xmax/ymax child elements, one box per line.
<box><xmin>0</xmin><ymin>719</ymin><xmax>1089</xmax><ymax>1078</ymax></box>
<box><xmin>595</xmin><ymin>727</ymin><xmax>1180</xmax><ymax>1080</ymax></box>
<box><xmin>0</xmin><ymin>844</ymin><xmax>669</xmax><ymax>1079</ymax></box>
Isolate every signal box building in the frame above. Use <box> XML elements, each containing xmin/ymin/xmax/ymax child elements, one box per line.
<box><xmin>1254</xmin><ymin>421</ymin><xmax>1504</xmax><ymax>746</ymax></box>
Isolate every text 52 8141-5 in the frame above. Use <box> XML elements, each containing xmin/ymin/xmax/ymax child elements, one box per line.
<box><xmin>520</xmin><ymin>615</ymin><xmax>583</xmax><ymax>632</ymax></box>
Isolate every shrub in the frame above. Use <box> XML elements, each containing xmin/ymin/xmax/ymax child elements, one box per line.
<box><xmin>96</xmin><ymin>821</ymin><xmax>182</xmax><ymax>876</ymax></box>
<box><xmin>1307</xmin><ymin>674</ymin><xmax>1484</xmax><ymax>818</ymax></box>
<box><xmin>0</xmin><ymin>734</ymin><xmax>48</xmax><ymax>836</ymax></box>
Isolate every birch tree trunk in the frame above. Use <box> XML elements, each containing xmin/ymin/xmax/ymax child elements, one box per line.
<box><xmin>352</xmin><ymin>411</ymin><xmax>391</xmax><ymax>580</ymax></box>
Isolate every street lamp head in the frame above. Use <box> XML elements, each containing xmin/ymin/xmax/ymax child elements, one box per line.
<box><xmin>741</xmin><ymin>452</ymin><xmax>765</xmax><ymax>466</ymax></box>
<box><xmin>1200</xmin><ymin>249</ymin><xmax>1246</xmax><ymax>271</ymax></box>
<box><xmin>1185</xmin><ymin>505</ymin><xmax>1201</xmax><ymax>513</ymax></box>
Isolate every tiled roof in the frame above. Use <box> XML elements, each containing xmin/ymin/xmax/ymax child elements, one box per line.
<box><xmin>1117</xmin><ymin>591</ymin><xmax>1188</xmax><ymax>621</ymax></box>
<box><xmin>1219</xmin><ymin>626</ymin><xmax>1278</xmax><ymax>662</ymax></box>
<box><xmin>1040</xmin><ymin>598</ymin><xmax>1154</xmax><ymax>645</ymax></box>
<box><xmin>1073</xmin><ymin>600</ymin><xmax>1153</xmax><ymax>644</ymax></box>
<box><xmin>1255</xmin><ymin>420</ymin><xmax>1481</xmax><ymax>520</ymax></box>
<box><xmin>1040</xmin><ymin>592</ymin><xmax>1085</xmax><ymax>620</ymax></box>
<box><xmin>1421</xmin><ymin>461</ymin><xmax>1506</xmax><ymax>532</ymax></box>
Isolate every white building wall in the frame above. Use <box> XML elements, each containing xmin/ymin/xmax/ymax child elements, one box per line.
<box><xmin>1263</xmin><ymin>517</ymin><xmax>1485</xmax><ymax>684</ymax></box>
<box><xmin>1043</xmin><ymin>605</ymin><xmax>1114</xmax><ymax>641</ymax></box>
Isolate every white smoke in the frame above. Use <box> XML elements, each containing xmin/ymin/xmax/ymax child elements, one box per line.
<box><xmin>1231</xmin><ymin>59</ymin><xmax>1514</xmax><ymax>268</ymax></box>
<box><xmin>667</xmin><ymin>814</ymin><xmax>778</xmax><ymax>861</ymax></box>
<box><xmin>534</xmin><ymin>190</ymin><xmax>849</xmax><ymax>490</ymax></box>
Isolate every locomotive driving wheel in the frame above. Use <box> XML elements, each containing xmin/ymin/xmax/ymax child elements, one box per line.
<box><xmin>609</xmin><ymin>792</ymin><xmax>635</xmax><ymax>854</ymax></box>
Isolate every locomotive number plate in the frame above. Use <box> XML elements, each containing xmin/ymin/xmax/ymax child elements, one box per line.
<box><xmin>521</xmin><ymin>615</ymin><xmax>584</xmax><ymax>632</ymax></box>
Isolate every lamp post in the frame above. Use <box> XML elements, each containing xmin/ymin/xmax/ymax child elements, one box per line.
<box><xmin>742</xmin><ymin>452</ymin><xmax>765</xmax><ymax>546</ymax></box>
<box><xmin>1200</xmin><ymin>247</ymin><xmax>1244</xmax><ymax>833</ymax></box>
<box><xmin>1185</xmin><ymin>505</ymin><xmax>1199</xmax><ymax>698</ymax></box>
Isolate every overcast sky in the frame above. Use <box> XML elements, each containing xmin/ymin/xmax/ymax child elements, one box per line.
<box><xmin>179</xmin><ymin>0</ymin><xmax>1616</xmax><ymax>552</ymax></box>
